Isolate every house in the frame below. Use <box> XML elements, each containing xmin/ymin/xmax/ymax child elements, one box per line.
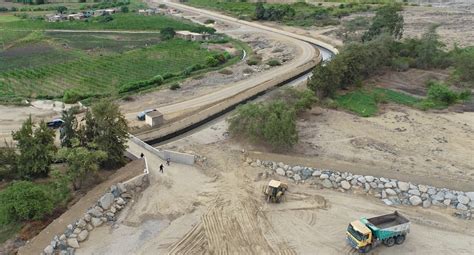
<box><xmin>67</xmin><ymin>13</ymin><xmax>85</xmax><ymax>21</ymax></box>
<box><xmin>145</xmin><ymin>111</ymin><xmax>164</xmax><ymax>127</ymax></box>
<box><xmin>175</xmin><ymin>31</ymin><xmax>209</xmax><ymax>41</ymax></box>
<box><xmin>45</xmin><ymin>14</ymin><xmax>66</xmax><ymax>22</ymax></box>
<box><xmin>138</xmin><ymin>8</ymin><xmax>159</xmax><ymax>16</ymax></box>
<box><xmin>167</xmin><ymin>8</ymin><xmax>180</xmax><ymax>15</ymax></box>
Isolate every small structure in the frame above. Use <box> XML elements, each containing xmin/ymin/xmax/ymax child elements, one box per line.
<box><xmin>45</xmin><ymin>14</ymin><xmax>66</xmax><ymax>22</ymax></box>
<box><xmin>145</xmin><ymin>110</ymin><xmax>164</xmax><ymax>127</ymax></box>
<box><xmin>94</xmin><ymin>9</ymin><xmax>117</xmax><ymax>16</ymax></box>
<box><xmin>175</xmin><ymin>31</ymin><xmax>209</xmax><ymax>41</ymax></box>
<box><xmin>138</xmin><ymin>8</ymin><xmax>159</xmax><ymax>16</ymax></box>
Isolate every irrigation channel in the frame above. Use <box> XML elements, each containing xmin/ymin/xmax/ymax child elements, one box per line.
<box><xmin>148</xmin><ymin>45</ymin><xmax>335</xmax><ymax>147</ymax></box>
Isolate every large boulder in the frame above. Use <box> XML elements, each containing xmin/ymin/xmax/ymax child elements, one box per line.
<box><xmin>357</xmin><ymin>176</ymin><xmax>366</xmax><ymax>184</ymax></box>
<box><xmin>301</xmin><ymin>168</ymin><xmax>313</xmax><ymax>180</ymax></box>
<box><xmin>322</xmin><ymin>179</ymin><xmax>333</xmax><ymax>189</ymax></box>
<box><xmin>293</xmin><ymin>174</ymin><xmax>301</xmax><ymax>181</ymax></box>
<box><xmin>365</xmin><ymin>176</ymin><xmax>375</xmax><ymax>182</ymax></box>
<box><xmin>292</xmin><ymin>166</ymin><xmax>303</xmax><ymax>172</ymax></box>
<box><xmin>91</xmin><ymin>217</ymin><xmax>103</xmax><ymax>227</ymax></box>
<box><xmin>276</xmin><ymin>168</ymin><xmax>285</xmax><ymax>176</ymax></box>
<box><xmin>67</xmin><ymin>238</ymin><xmax>80</xmax><ymax>249</ymax></box>
<box><xmin>457</xmin><ymin>203</ymin><xmax>468</xmax><ymax>211</ymax></box>
<box><xmin>99</xmin><ymin>192</ymin><xmax>115</xmax><ymax>210</ymax></box>
<box><xmin>77</xmin><ymin>230</ymin><xmax>89</xmax><ymax>242</ymax></box>
<box><xmin>312</xmin><ymin>170</ymin><xmax>322</xmax><ymax>177</ymax></box>
<box><xmin>87</xmin><ymin>207</ymin><xmax>103</xmax><ymax>218</ymax></box>
<box><xmin>457</xmin><ymin>195</ymin><xmax>470</xmax><ymax>205</ymax></box>
<box><xmin>320</xmin><ymin>173</ymin><xmax>329</xmax><ymax>180</ymax></box>
<box><xmin>341</xmin><ymin>180</ymin><xmax>351</xmax><ymax>190</ymax></box>
<box><xmin>466</xmin><ymin>192</ymin><xmax>474</xmax><ymax>201</ymax></box>
<box><xmin>418</xmin><ymin>185</ymin><xmax>428</xmax><ymax>193</ymax></box>
<box><xmin>286</xmin><ymin>170</ymin><xmax>294</xmax><ymax>178</ymax></box>
<box><xmin>385</xmin><ymin>188</ymin><xmax>397</xmax><ymax>196</ymax></box>
<box><xmin>422</xmin><ymin>200</ymin><xmax>431</xmax><ymax>208</ymax></box>
<box><xmin>409</xmin><ymin>196</ymin><xmax>422</xmax><ymax>206</ymax></box>
<box><xmin>408</xmin><ymin>189</ymin><xmax>421</xmax><ymax>196</ymax></box>
<box><xmin>44</xmin><ymin>245</ymin><xmax>54</xmax><ymax>255</ymax></box>
<box><xmin>397</xmin><ymin>181</ymin><xmax>410</xmax><ymax>192</ymax></box>
<box><xmin>77</xmin><ymin>219</ymin><xmax>87</xmax><ymax>228</ymax></box>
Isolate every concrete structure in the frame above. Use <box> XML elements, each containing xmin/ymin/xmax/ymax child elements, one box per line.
<box><xmin>175</xmin><ymin>31</ymin><xmax>209</xmax><ymax>41</ymax></box>
<box><xmin>145</xmin><ymin>110</ymin><xmax>164</xmax><ymax>127</ymax></box>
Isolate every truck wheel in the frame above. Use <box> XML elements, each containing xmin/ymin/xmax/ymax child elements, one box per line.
<box><xmin>395</xmin><ymin>235</ymin><xmax>405</xmax><ymax>245</ymax></box>
<box><xmin>360</xmin><ymin>244</ymin><xmax>372</xmax><ymax>253</ymax></box>
<box><xmin>385</xmin><ymin>237</ymin><xmax>395</xmax><ymax>247</ymax></box>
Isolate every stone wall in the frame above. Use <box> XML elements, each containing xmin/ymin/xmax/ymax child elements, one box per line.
<box><xmin>245</xmin><ymin>157</ymin><xmax>473</xmax><ymax>220</ymax></box>
<box><xmin>42</xmin><ymin>169</ymin><xmax>150</xmax><ymax>255</ymax></box>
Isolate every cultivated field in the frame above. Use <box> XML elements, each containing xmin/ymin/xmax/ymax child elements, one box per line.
<box><xmin>0</xmin><ymin>12</ymin><xmax>244</xmax><ymax>103</ymax></box>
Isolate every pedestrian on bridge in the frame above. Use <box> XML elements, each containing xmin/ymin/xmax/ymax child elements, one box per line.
<box><xmin>159</xmin><ymin>163</ymin><xmax>164</xmax><ymax>173</ymax></box>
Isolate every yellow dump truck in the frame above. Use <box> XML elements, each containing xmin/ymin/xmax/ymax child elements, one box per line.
<box><xmin>346</xmin><ymin>211</ymin><xmax>410</xmax><ymax>253</ymax></box>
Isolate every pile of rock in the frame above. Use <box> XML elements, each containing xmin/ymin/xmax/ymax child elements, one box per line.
<box><xmin>42</xmin><ymin>174</ymin><xmax>149</xmax><ymax>255</ymax></box>
<box><xmin>245</xmin><ymin>158</ymin><xmax>474</xmax><ymax>219</ymax></box>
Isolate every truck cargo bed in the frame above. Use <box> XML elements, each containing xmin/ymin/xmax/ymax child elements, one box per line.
<box><xmin>367</xmin><ymin>211</ymin><xmax>409</xmax><ymax>229</ymax></box>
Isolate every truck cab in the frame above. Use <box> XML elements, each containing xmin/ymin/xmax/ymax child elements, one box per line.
<box><xmin>346</xmin><ymin>211</ymin><xmax>410</xmax><ymax>253</ymax></box>
<box><xmin>346</xmin><ymin>219</ymin><xmax>373</xmax><ymax>253</ymax></box>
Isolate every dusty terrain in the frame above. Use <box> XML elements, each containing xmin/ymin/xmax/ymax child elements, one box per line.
<box><xmin>75</xmin><ymin>138</ymin><xmax>474</xmax><ymax>254</ymax></box>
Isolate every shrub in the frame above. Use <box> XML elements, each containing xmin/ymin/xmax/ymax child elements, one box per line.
<box><xmin>120</xmin><ymin>6</ymin><xmax>129</xmax><ymax>13</ymax></box>
<box><xmin>204</xmin><ymin>19</ymin><xmax>215</xmax><ymax>24</ymax></box>
<box><xmin>246</xmin><ymin>56</ymin><xmax>261</xmax><ymax>66</ymax></box>
<box><xmin>219</xmin><ymin>69</ymin><xmax>233</xmax><ymax>75</ymax></box>
<box><xmin>427</xmin><ymin>82</ymin><xmax>458</xmax><ymax>105</ymax></box>
<box><xmin>267</xmin><ymin>59</ymin><xmax>281</xmax><ymax>67</ymax></box>
<box><xmin>160</xmin><ymin>27</ymin><xmax>176</xmax><ymax>40</ymax></box>
<box><xmin>162</xmin><ymin>73</ymin><xmax>176</xmax><ymax>80</ymax></box>
<box><xmin>391</xmin><ymin>57</ymin><xmax>411</xmax><ymax>72</ymax></box>
<box><xmin>0</xmin><ymin>181</ymin><xmax>55</xmax><ymax>224</ymax></box>
<box><xmin>206</xmin><ymin>56</ymin><xmax>219</xmax><ymax>67</ymax></box>
<box><xmin>150</xmin><ymin>75</ymin><xmax>164</xmax><ymax>85</ymax></box>
<box><xmin>63</xmin><ymin>90</ymin><xmax>82</xmax><ymax>104</ymax></box>
<box><xmin>170</xmin><ymin>83</ymin><xmax>181</xmax><ymax>90</ymax></box>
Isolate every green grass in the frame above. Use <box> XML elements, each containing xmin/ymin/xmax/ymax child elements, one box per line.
<box><xmin>0</xmin><ymin>13</ymin><xmax>204</xmax><ymax>31</ymax></box>
<box><xmin>0</xmin><ymin>222</ymin><xmax>22</xmax><ymax>244</ymax></box>
<box><xmin>185</xmin><ymin>0</ymin><xmax>374</xmax><ymax>27</ymax></box>
<box><xmin>335</xmin><ymin>87</ymin><xmax>421</xmax><ymax>117</ymax></box>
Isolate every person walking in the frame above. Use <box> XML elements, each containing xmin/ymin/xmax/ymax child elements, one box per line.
<box><xmin>140</xmin><ymin>153</ymin><xmax>144</xmax><ymax>158</ymax></box>
<box><xmin>159</xmin><ymin>163</ymin><xmax>164</xmax><ymax>173</ymax></box>
<box><xmin>166</xmin><ymin>157</ymin><xmax>170</xmax><ymax>166</ymax></box>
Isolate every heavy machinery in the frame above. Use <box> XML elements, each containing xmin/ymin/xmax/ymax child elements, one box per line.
<box><xmin>263</xmin><ymin>180</ymin><xmax>288</xmax><ymax>203</ymax></box>
<box><xmin>346</xmin><ymin>211</ymin><xmax>410</xmax><ymax>253</ymax></box>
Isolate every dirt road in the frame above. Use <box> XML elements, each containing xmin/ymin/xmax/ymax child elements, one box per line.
<box><xmin>75</xmin><ymin>143</ymin><xmax>474</xmax><ymax>254</ymax></box>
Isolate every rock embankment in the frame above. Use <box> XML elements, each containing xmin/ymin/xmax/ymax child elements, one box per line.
<box><xmin>42</xmin><ymin>174</ymin><xmax>149</xmax><ymax>255</ymax></box>
<box><xmin>245</xmin><ymin>157</ymin><xmax>473</xmax><ymax>220</ymax></box>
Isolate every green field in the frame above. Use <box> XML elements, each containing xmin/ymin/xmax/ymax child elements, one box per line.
<box><xmin>185</xmin><ymin>0</ymin><xmax>375</xmax><ymax>27</ymax></box>
<box><xmin>0</xmin><ymin>38</ymin><xmax>232</xmax><ymax>102</ymax></box>
<box><xmin>0</xmin><ymin>13</ymin><xmax>205</xmax><ymax>31</ymax></box>
<box><xmin>335</xmin><ymin>87</ymin><xmax>421</xmax><ymax>117</ymax></box>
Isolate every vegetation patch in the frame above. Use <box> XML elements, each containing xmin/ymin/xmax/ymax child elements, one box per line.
<box><xmin>184</xmin><ymin>0</ymin><xmax>376</xmax><ymax>27</ymax></box>
<box><xmin>228</xmin><ymin>88</ymin><xmax>316</xmax><ymax>150</ymax></box>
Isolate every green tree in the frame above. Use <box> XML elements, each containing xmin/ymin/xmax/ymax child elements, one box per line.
<box><xmin>60</xmin><ymin>107</ymin><xmax>79</xmax><ymax>148</ymax></box>
<box><xmin>160</xmin><ymin>27</ymin><xmax>176</xmax><ymax>40</ymax></box>
<box><xmin>414</xmin><ymin>25</ymin><xmax>446</xmax><ymax>69</ymax></box>
<box><xmin>12</xmin><ymin>117</ymin><xmax>56</xmax><ymax>179</ymax></box>
<box><xmin>56</xmin><ymin>6</ymin><xmax>67</xmax><ymax>14</ymax></box>
<box><xmin>86</xmin><ymin>100</ymin><xmax>129</xmax><ymax>168</ymax></box>
<box><xmin>308</xmin><ymin>61</ymin><xmax>341</xmax><ymax>99</ymax></box>
<box><xmin>451</xmin><ymin>47</ymin><xmax>474</xmax><ymax>83</ymax></box>
<box><xmin>0</xmin><ymin>141</ymin><xmax>17</xmax><ymax>180</ymax></box>
<box><xmin>58</xmin><ymin>146</ymin><xmax>107</xmax><ymax>190</ymax></box>
<box><xmin>0</xmin><ymin>181</ymin><xmax>54</xmax><ymax>224</ymax></box>
<box><xmin>362</xmin><ymin>4</ymin><xmax>404</xmax><ymax>42</ymax></box>
<box><xmin>255</xmin><ymin>2</ymin><xmax>265</xmax><ymax>20</ymax></box>
<box><xmin>120</xmin><ymin>6</ymin><xmax>129</xmax><ymax>13</ymax></box>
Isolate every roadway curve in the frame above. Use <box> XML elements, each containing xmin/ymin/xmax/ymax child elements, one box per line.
<box><xmin>136</xmin><ymin>0</ymin><xmax>338</xmax><ymax>142</ymax></box>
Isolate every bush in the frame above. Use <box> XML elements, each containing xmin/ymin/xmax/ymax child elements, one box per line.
<box><xmin>120</xmin><ymin>6</ymin><xmax>129</xmax><ymax>13</ymax></box>
<box><xmin>63</xmin><ymin>90</ymin><xmax>82</xmax><ymax>104</ymax></box>
<box><xmin>267</xmin><ymin>59</ymin><xmax>281</xmax><ymax>67</ymax></box>
<box><xmin>162</xmin><ymin>73</ymin><xmax>176</xmax><ymax>80</ymax></box>
<box><xmin>246</xmin><ymin>58</ymin><xmax>260</xmax><ymax>66</ymax></box>
<box><xmin>0</xmin><ymin>181</ymin><xmax>55</xmax><ymax>224</ymax></box>
<box><xmin>150</xmin><ymin>75</ymin><xmax>164</xmax><ymax>85</ymax></box>
<box><xmin>170</xmin><ymin>83</ymin><xmax>181</xmax><ymax>90</ymax></box>
<box><xmin>391</xmin><ymin>57</ymin><xmax>411</xmax><ymax>72</ymax></box>
<box><xmin>218</xmin><ymin>69</ymin><xmax>233</xmax><ymax>75</ymax></box>
<box><xmin>160</xmin><ymin>27</ymin><xmax>176</xmax><ymax>40</ymax></box>
<box><xmin>427</xmin><ymin>82</ymin><xmax>458</xmax><ymax>105</ymax></box>
<box><xmin>204</xmin><ymin>19</ymin><xmax>215</xmax><ymax>24</ymax></box>
<box><xmin>206</xmin><ymin>56</ymin><xmax>219</xmax><ymax>67</ymax></box>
